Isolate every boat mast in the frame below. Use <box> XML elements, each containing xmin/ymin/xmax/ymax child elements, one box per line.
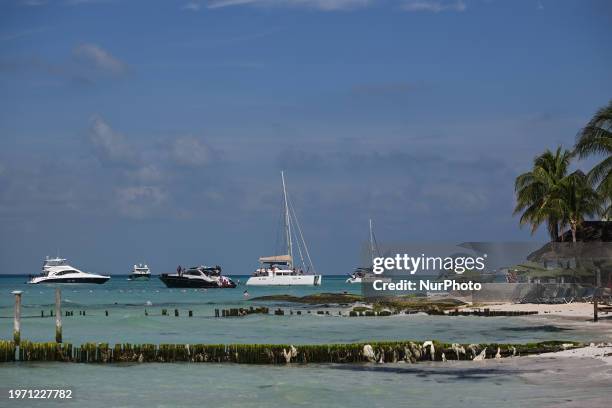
<box><xmin>281</xmin><ymin>171</ymin><xmax>293</xmax><ymax>265</ymax></box>
<box><xmin>369</xmin><ymin>219</ymin><xmax>375</xmax><ymax>264</ymax></box>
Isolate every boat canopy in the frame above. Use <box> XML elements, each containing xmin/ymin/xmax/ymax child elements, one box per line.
<box><xmin>259</xmin><ymin>255</ymin><xmax>292</xmax><ymax>264</ymax></box>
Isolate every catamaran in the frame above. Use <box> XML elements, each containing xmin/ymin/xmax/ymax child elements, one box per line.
<box><xmin>246</xmin><ymin>171</ymin><xmax>322</xmax><ymax>286</ymax></box>
<box><xmin>28</xmin><ymin>256</ymin><xmax>110</xmax><ymax>284</ymax></box>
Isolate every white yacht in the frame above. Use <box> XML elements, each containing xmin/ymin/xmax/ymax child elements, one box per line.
<box><xmin>129</xmin><ymin>263</ymin><xmax>151</xmax><ymax>281</ymax></box>
<box><xmin>28</xmin><ymin>257</ymin><xmax>110</xmax><ymax>284</ymax></box>
<box><xmin>246</xmin><ymin>171</ymin><xmax>322</xmax><ymax>286</ymax></box>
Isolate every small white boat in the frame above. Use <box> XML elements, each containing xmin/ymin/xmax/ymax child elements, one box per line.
<box><xmin>347</xmin><ymin>219</ymin><xmax>383</xmax><ymax>284</ymax></box>
<box><xmin>28</xmin><ymin>257</ymin><xmax>110</xmax><ymax>284</ymax></box>
<box><xmin>129</xmin><ymin>263</ymin><xmax>151</xmax><ymax>281</ymax></box>
<box><xmin>246</xmin><ymin>171</ymin><xmax>322</xmax><ymax>286</ymax></box>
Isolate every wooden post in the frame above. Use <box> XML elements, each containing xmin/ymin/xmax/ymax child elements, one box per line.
<box><xmin>594</xmin><ymin>296</ymin><xmax>598</xmax><ymax>322</ymax></box>
<box><xmin>55</xmin><ymin>288</ymin><xmax>62</xmax><ymax>343</ymax></box>
<box><xmin>12</xmin><ymin>291</ymin><xmax>22</xmax><ymax>346</ymax></box>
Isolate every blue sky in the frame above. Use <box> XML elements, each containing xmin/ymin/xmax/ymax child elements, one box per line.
<box><xmin>0</xmin><ymin>0</ymin><xmax>611</xmax><ymax>275</ymax></box>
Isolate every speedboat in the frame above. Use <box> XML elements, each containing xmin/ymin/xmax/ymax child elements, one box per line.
<box><xmin>246</xmin><ymin>171</ymin><xmax>322</xmax><ymax>286</ymax></box>
<box><xmin>28</xmin><ymin>257</ymin><xmax>110</xmax><ymax>284</ymax></box>
<box><xmin>346</xmin><ymin>267</ymin><xmax>369</xmax><ymax>284</ymax></box>
<box><xmin>159</xmin><ymin>265</ymin><xmax>236</xmax><ymax>288</ymax></box>
<box><xmin>129</xmin><ymin>263</ymin><xmax>151</xmax><ymax>281</ymax></box>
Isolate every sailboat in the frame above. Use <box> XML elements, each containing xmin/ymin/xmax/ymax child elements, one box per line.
<box><xmin>346</xmin><ymin>219</ymin><xmax>385</xmax><ymax>284</ymax></box>
<box><xmin>246</xmin><ymin>171</ymin><xmax>322</xmax><ymax>286</ymax></box>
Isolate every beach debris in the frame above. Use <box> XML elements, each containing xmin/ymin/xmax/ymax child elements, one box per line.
<box><xmin>422</xmin><ymin>341</ymin><xmax>436</xmax><ymax>361</ymax></box>
<box><xmin>282</xmin><ymin>345</ymin><xmax>298</xmax><ymax>363</ymax></box>
<box><xmin>363</xmin><ymin>345</ymin><xmax>376</xmax><ymax>362</ymax></box>
<box><xmin>473</xmin><ymin>348</ymin><xmax>487</xmax><ymax>361</ymax></box>
<box><xmin>468</xmin><ymin>344</ymin><xmax>480</xmax><ymax>359</ymax></box>
<box><xmin>451</xmin><ymin>343</ymin><xmax>466</xmax><ymax>360</ymax></box>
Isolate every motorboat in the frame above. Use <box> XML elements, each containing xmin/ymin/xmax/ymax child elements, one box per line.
<box><xmin>159</xmin><ymin>265</ymin><xmax>236</xmax><ymax>288</ymax></box>
<box><xmin>246</xmin><ymin>171</ymin><xmax>322</xmax><ymax>286</ymax></box>
<box><xmin>129</xmin><ymin>263</ymin><xmax>151</xmax><ymax>281</ymax></box>
<box><xmin>28</xmin><ymin>256</ymin><xmax>110</xmax><ymax>284</ymax></box>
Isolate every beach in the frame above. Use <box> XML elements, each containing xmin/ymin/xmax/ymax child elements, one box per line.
<box><xmin>2</xmin><ymin>275</ymin><xmax>612</xmax><ymax>407</ymax></box>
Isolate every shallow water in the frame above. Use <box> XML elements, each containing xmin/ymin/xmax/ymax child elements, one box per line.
<box><xmin>1</xmin><ymin>275</ymin><xmax>611</xmax><ymax>408</ymax></box>
<box><xmin>0</xmin><ymin>275</ymin><xmax>605</xmax><ymax>345</ymax></box>
<box><xmin>1</xmin><ymin>357</ymin><xmax>611</xmax><ymax>408</ymax></box>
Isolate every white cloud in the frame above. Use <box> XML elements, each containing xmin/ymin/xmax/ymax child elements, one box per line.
<box><xmin>182</xmin><ymin>2</ymin><xmax>202</xmax><ymax>11</ymax></box>
<box><xmin>73</xmin><ymin>43</ymin><xmax>127</xmax><ymax>75</ymax></box>
<box><xmin>114</xmin><ymin>186</ymin><xmax>167</xmax><ymax>218</ymax></box>
<box><xmin>207</xmin><ymin>0</ymin><xmax>372</xmax><ymax>11</ymax></box>
<box><xmin>89</xmin><ymin>115</ymin><xmax>132</xmax><ymax>162</ymax></box>
<box><xmin>402</xmin><ymin>0</ymin><xmax>466</xmax><ymax>13</ymax></box>
<box><xmin>172</xmin><ymin>137</ymin><xmax>212</xmax><ymax>167</ymax></box>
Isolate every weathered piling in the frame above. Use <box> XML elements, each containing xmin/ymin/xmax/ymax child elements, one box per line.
<box><xmin>0</xmin><ymin>341</ymin><xmax>16</xmax><ymax>362</ymax></box>
<box><xmin>12</xmin><ymin>291</ymin><xmax>22</xmax><ymax>345</ymax></box>
<box><xmin>188</xmin><ymin>310</ymin><xmax>193</xmax><ymax>317</ymax></box>
<box><xmin>55</xmin><ymin>288</ymin><xmax>62</xmax><ymax>343</ymax></box>
<box><xmin>174</xmin><ymin>309</ymin><xmax>179</xmax><ymax>317</ymax></box>
<box><xmin>218</xmin><ymin>307</ymin><xmax>269</xmax><ymax>317</ymax></box>
<box><xmin>105</xmin><ymin>310</ymin><xmax>109</xmax><ymax>316</ymax></box>
<box><xmin>446</xmin><ymin>309</ymin><xmax>538</xmax><ymax>317</ymax></box>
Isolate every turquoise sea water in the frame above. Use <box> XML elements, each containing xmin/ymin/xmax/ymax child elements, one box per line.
<box><xmin>0</xmin><ymin>275</ymin><xmax>605</xmax><ymax>345</ymax></box>
<box><xmin>1</xmin><ymin>275</ymin><xmax>611</xmax><ymax>407</ymax></box>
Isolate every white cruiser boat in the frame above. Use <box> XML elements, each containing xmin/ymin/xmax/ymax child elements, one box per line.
<box><xmin>28</xmin><ymin>257</ymin><xmax>110</xmax><ymax>284</ymax></box>
<box><xmin>246</xmin><ymin>171</ymin><xmax>322</xmax><ymax>286</ymax></box>
<box><xmin>129</xmin><ymin>263</ymin><xmax>151</xmax><ymax>281</ymax></box>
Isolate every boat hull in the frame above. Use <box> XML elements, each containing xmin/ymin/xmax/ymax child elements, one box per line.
<box><xmin>28</xmin><ymin>276</ymin><xmax>110</xmax><ymax>284</ymax></box>
<box><xmin>129</xmin><ymin>274</ymin><xmax>150</xmax><ymax>281</ymax></box>
<box><xmin>246</xmin><ymin>274</ymin><xmax>322</xmax><ymax>286</ymax></box>
<box><xmin>159</xmin><ymin>274</ymin><xmax>236</xmax><ymax>288</ymax></box>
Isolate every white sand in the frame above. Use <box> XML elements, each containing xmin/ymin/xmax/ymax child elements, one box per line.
<box><xmin>462</xmin><ymin>302</ymin><xmax>611</xmax><ymax>318</ymax></box>
<box><xmin>532</xmin><ymin>343</ymin><xmax>612</xmax><ymax>366</ymax></box>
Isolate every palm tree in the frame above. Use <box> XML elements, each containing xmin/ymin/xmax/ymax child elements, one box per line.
<box><xmin>574</xmin><ymin>100</ymin><xmax>612</xmax><ymax>217</ymax></box>
<box><xmin>550</xmin><ymin>170</ymin><xmax>601</xmax><ymax>242</ymax></box>
<box><xmin>514</xmin><ymin>147</ymin><xmax>571</xmax><ymax>240</ymax></box>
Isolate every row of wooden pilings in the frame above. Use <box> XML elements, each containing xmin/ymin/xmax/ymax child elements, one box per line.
<box><xmin>0</xmin><ymin>339</ymin><xmax>581</xmax><ymax>364</ymax></box>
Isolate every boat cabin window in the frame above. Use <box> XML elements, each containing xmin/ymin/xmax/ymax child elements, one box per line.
<box><xmin>185</xmin><ymin>270</ymin><xmax>202</xmax><ymax>276</ymax></box>
<box><xmin>55</xmin><ymin>270</ymin><xmax>77</xmax><ymax>276</ymax></box>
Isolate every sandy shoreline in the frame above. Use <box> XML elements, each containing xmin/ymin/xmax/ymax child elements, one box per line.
<box><xmin>461</xmin><ymin>301</ymin><xmax>612</xmax><ymax>319</ymax></box>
